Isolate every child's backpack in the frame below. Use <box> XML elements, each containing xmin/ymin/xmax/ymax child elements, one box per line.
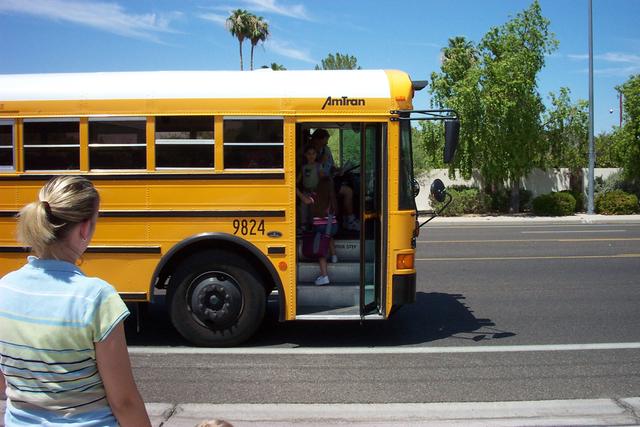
<box><xmin>301</xmin><ymin>231</ymin><xmax>331</xmax><ymax>259</ymax></box>
<box><xmin>301</xmin><ymin>213</ymin><xmax>336</xmax><ymax>259</ymax></box>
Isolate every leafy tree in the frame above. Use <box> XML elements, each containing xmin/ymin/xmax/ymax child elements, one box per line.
<box><xmin>226</xmin><ymin>9</ymin><xmax>252</xmax><ymax>70</ymax></box>
<box><xmin>248</xmin><ymin>15</ymin><xmax>269</xmax><ymax>71</ymax></box>
<box><xmin>412</xmin><ymin>121</ymin><xmax>445</xmax><ymax>174</ymax></box>
<box><xmin>429</xmin><ymin>36</ymin><xmax>482</xmax><ymax>180</ymax></box>
<box><xmin>429</xmin><ymin>1</ymin><xmax>558</xmax><ymax>212</ymax></box>
<box><xmin>543</xmin><ymin>87</ymin><xmax>588</xmax><ymax>169</ymax></box>
<box><xmin>315</xmin><ymin>53</ymin><xmax>361</xmax><ymax>70</ymax></box>
<box><xmin>616</xmin><ymin>74</ymin><xmax>640</xmax><ymax>180</ymax></box>
<box><xmin>595</xmin><ymin>130</ymin><xmax>623</xmax><ymax>167</ymax></box>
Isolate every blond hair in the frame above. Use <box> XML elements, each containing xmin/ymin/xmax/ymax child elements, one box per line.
<box><xmin>196</xmin><ymin>420</ymin><xmax>233</xmax><ymax>427</ymax></box>
<box><xmin>17</xmin><ymin>176</ymin><xmax>99</xmax><ymax>256</ymax></box>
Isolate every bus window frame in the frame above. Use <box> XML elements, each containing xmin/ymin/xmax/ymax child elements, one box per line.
<box><xmin>154</xmin><ymin>115</ymin><xmax>216</xmax><ymax>171</ymax></box>
<box><xmin>222</xmin><ymin>116</ymin><xmax>285</xmax><ymax>171</ymax></box>
<box><xmin>88</xmin><ymin>116</ymin><xmax>147</xmax><ymax>171</ymax></box>
<box><xmin>22</xmin><ymin>117</ymin><xmax>81</xmax><ymax>172</ymax></box>
<box><xmin>0</xmin><ymin>119</ymin><xmax>16</xmax><ymax>171</ymax></box>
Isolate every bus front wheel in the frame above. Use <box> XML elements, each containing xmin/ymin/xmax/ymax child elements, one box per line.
<box><xmin>168</xmin><ymin>250</ymin><xmax>266</xmax><ymax>347</ymax></box>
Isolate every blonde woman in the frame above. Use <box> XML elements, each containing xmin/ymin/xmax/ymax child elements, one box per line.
<box><xmin>0</xmin><ymin>176</ymin><xmax>150</xmax><ymax>427</ymax></box>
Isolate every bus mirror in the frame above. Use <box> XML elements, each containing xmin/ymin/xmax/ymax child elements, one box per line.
<box><xmin>412</xmin><ymin>178</ymin><xmax>420</xmax><ymax>198</ymax></box>
<box><xmin>444</xmin><ymin>119</ymin><xmax>460</xmax><ymax>164</ymax></box>
<box><xmin>430</xmin><ymin>179</ymin><xmax>447</xmax><ymax>203</ymax></box>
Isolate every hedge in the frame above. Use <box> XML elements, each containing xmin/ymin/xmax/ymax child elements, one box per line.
<box><xmin>595</xmin><ymin>190</ymin><xmax>639</xmax><ymax>215</ymax></box>
<box><xmin>531</xmin><ymin>192</ymin><xmax>576</xmax><ymax>216</ymax></box>
<box><xmin>432</xmin><ymin>186</ymin><xmax>486</xmax><ymax>216</ymax></box>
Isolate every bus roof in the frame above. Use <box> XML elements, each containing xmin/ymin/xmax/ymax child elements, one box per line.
<box><xmin>0</xmin><ymin>69</ymin><xmax>411</xmax><ymax>102</ymax></box>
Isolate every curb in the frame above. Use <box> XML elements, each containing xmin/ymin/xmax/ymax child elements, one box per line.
<box><xmin>418</xmin><ymin>214</ymin><xmax>640</xmax><ymax>225</ymax></box>
<box><xmin>148</xmin><ymin>398</ymin><xmax>640</xmax><ymax>426</ymax></box>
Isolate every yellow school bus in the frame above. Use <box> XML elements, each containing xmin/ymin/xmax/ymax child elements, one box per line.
<box><xmin>0</xmin><ymin>70</ymin><xmax>458</xmax><ymax>346</ymax></box>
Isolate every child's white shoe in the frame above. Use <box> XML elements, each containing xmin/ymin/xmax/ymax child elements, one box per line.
<box><xmin>314</xmin><ymin>275</ymin><xmax>330</xmax><ymax>286</ymax></box>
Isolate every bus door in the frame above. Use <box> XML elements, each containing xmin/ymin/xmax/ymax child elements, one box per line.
<box><xmin>360</xmin><ymin>123</ymin><xmax>384</xmax><ymax>316</ymax></box>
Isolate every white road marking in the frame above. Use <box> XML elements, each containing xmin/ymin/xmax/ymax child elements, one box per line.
<box><xmin>521</xmin><ymin>229</ymin><xmax>626</xmax><ymax>233</ymax></box>
<box><xmin>128</xmin><ymin>342</ymin><xmax>640</xmax><ymax>355</ymax></box>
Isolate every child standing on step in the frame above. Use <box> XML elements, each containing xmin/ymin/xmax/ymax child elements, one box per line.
<box><xmin>310</xmin><ymin>176</ymin><xmax>339</xmax><ymax>285</ymax></box>
<box><xmin>296</xmin><ymin>144</ymin><xmax>324</xmax><ymax>233</ymax></box>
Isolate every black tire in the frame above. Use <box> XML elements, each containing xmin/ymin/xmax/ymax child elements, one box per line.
<box><xmin>168</xmin><ymin>250</ymin><xmax>266</xmax><ymax>347</ymax></box>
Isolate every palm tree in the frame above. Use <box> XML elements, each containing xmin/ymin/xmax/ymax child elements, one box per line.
<box><xmin>226</xmin><ymin>9</ymin><xmax>251</xmax><ymax>70</ymax></box>
<box><xmin>261</xmin><ymin>63</ymin><xmax>286</xmax><ymax>70</ymax></box>
<box><xmin>248</xmin><ymin>16</ymin><xmax>270</xmax><ymax>71</ymax></box>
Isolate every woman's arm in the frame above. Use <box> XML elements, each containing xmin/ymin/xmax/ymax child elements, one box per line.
<box><xmin>96</xmin><ymin>323</ymin><xmax>151</xmax><ymax>427</ymax></box>
<box><xmin>0</xmin><ymin>370</ymin><xmax>6</xmax><ymax>399</ymax></box>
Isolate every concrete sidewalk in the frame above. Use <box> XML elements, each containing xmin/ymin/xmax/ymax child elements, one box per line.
<box><xmin>146</xmin><ymin>398</ymin><xmax>640</xmax><ymax>426</ymax></box>
<box><xmin>2</xmin><ymin>397</ymin><xmax>639</xmax><ymax>426</ymax></box>
<box><xmin>418</xmin><ymin>213</ymin><xmax>640</xmax><ymax>225</ymax></box>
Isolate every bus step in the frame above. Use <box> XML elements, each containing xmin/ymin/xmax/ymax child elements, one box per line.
<box><xmin>296</xmin><ymin>304</ymin><xmax>360</xmax><ymax>317</ymax></box>
<box><xmin>296</xmin><ymin>282</ymin><xmax>375</xmax><ymax>308</ymax></box>
<box><xmin>296</xmin><ymin>281</ymin><xmax>359</xmax><ymax>307</ymax></box>
<box><xmin>296</xmin><ymin>239</ymin><xmax>374</xmax><ymax>262</ymax></box>
<box><xmin>297</xmin><ymin>262</ymin><xmax>373</xmax><ymax>283</ymax></box>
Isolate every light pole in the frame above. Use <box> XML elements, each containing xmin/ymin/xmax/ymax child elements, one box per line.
<box><xmin>587</xmin><ymin>0</ymin><xmax>595</xmax><ymax>214</ymax></box>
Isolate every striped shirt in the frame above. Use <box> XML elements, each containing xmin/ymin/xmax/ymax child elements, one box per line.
<box><xmin>0</xmin><ymin>256</ymin><xmax>129</xmax><ymax>426</ymax></box>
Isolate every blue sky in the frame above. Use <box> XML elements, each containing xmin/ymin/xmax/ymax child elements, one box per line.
<box><xmin>1</xmin><ymin>0</ymin><xmax>639</xmax><ymax>134</ymax></box>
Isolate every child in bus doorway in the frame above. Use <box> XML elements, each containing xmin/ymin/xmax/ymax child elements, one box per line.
<box><xmin>296</xmin><ymin>144</ymin><xmax>324</xmax><ymax>233</ymax></box>
<box><xmin>310</xmin><ymin>176</ymin><xmax>339</xmax><ymax>285</ymax></box>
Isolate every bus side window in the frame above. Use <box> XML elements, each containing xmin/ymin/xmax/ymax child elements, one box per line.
<box><xmin>23</xmin><ymin>119</ymin><xmax>80</xmax><ymax>171</ymax></box>
<box><xmin>89</xmin><ymin>118</ymin><xmax>146</xmax><ymax>170</ymax></box>
<box><xmin>156</xmin><ymin>116</ymin><xmax>215</xmax><ymax>169</ymax></box>
<box><xmin>0</xmin><ymin>120</ymin><xmax>15</xmax><ymax>171</ymax></box>
<box><xmin>223</xmin><ymin>118</ymin><xmax>284</xmax><ymax>169</ymax></box>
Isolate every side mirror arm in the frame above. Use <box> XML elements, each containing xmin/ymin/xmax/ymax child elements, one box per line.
<box><xmin>418</xmin><ymin>192</ymin><xmax>452</xmax><ymax>228</ymax></box>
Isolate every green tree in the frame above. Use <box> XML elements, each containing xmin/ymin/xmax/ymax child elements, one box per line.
<box><xmin>616</xmin><ymin>74</ymin><xmax>640</xmax><ymax>180</ymax></box>
<box><xmin>430</xmin><ymin>1</ymin><xmax>558</xmax><ymax>212</ymax></box>
<box><xmin>315</xmin><ymin>53</ymin><xmax>361</xmax><ymax>70</ymax></box>
<box><xmin>248</xmin><ymin>15</ymin><xmax>269</xmax><ymax>71</ymax></box>
<box><xmin>429</xmin><ymin>36</ymin><xmax>482</xmax><ymax>180</ymax></box>
<box><xmin>542</xmin><ymin>87</ymin><xmax>588</xmax><ymax>195</ymax></box>
<box><xmin>543</xmin><ymin>87</ymin><xmax>588</xmax><ymax>169</ymax></box>
<box><xmin>595</xmin><ymin>131</ymin><xmax>622</xmax><ymax>167</ymax></box>
<box><xmin>226</xmin><ymin>9</ymin><xmax>252</xmax><ymax>70</ymax></box>
<box><xmin>412</xmin><ymin>121</ymin><xmax>446</xmax><ymax>174</ymax></box>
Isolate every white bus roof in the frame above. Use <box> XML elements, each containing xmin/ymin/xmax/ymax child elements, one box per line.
<box><xmin>0</xmin><ymin>70</ymin><xmax>398</xmax><ymax>101</ymax></box>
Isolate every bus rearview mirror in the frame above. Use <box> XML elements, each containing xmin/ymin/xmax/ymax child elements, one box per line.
<box><xmin>444</xmin><ymin>119</ymin><xmax>460</xmax><ymax>164</ymax></box>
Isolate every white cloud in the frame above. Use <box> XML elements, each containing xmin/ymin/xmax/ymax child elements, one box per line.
<box><xmin>266</xmin><ymin>39</ymin><xmax>316</xmax><ymax>64</ymax></box>
<box><xmin>239</xmin><ymin>0</ymin><xmax>310</xmax><ymax>20</ymax></box>
<box><xmin>0</xmin><ymin>0</ymin><xmax>180</xmax><ymax>42</ymax></box>
<box><xmin>567</xmin><ymin>51</ymin><xmax>640</xmax><ymax>76</ymax></box>
<box><xmin>199</xmin><ymin>12</ymin><xmax>228</xmax><ymax>28</ymax></box>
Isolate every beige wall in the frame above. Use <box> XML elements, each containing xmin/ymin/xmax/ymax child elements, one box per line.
<box><xmin>415</xmin><ymin>168</ymin><xmax>621</xmax><ymax>210</ymax></box>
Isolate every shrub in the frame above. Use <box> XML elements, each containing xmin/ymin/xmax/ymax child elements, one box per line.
<box><xmin>595</xmin><ymin>171</ymin><xmax>640</xmax><ymax>200</ymax></box>
<box><xmin>559</xmin><ymin>190</ymin><xmax>584</xmax><ymax>212</ymax></box>
<box><xmin>595</xmin><ymin>190</ymin><xmax>639</xmax><ymax>215</ymax></box>
<box><xmin>433</xmin><ymin>186</ymin><xmax>486</xmax><ymax>216</ymax></box>
<box><xmin>532</xmin><ymin>192</ymin><xmax>576</xmax><ymax>216</ymax></box>
<box><xmin>485</xmin><ymin>188</ymin><xmax>533</xmax><ymax>213</ymax></box>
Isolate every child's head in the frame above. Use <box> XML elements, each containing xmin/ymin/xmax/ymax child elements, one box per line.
<box><xmin>304</xmin><ymin>144</ymin><xmax>317</xmax><ymax>163</ymax></box>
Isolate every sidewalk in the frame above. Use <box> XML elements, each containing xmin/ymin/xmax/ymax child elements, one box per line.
<box><xmin>148</xmin><ymin>398</ymin><xmax>640</xmax><ymax>426</ymax></box>
<box><xmin>418</xmin><ymin>213</ymin><xmax>640</xmax><ymax>225</ymax></box>
<box><xmin>4</xmin><ymin>398</ymin><xmax>640</xmax><ymax>426</ymax></box>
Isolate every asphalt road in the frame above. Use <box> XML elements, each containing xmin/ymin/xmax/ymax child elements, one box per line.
<box><xmin>125</xmin><ymin>221</ymin><xmax>640</xmax><ymax>404</ymax></box>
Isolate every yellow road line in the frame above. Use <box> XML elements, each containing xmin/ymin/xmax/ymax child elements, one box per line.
<box><xmin>419</xmin><ymin>238</ymin><xmax>640</xmax><ymax>243</ymax></box>
<box><xmin>417</xmin><ymin>253</ymin><xmax>640</xmax><ymax>261</ymax></box>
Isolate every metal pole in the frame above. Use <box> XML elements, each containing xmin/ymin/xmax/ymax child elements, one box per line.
<box><xmin>587</xmin><ymin>0</ymin><xmax>595</xmax><ymax>214</ymax></box>
<box><xmin>619</xmin><ymin>91</ymin><xmax>623</xmax><ymax>127</ymax></box>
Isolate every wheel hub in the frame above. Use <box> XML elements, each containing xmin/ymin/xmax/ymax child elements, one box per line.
<box><xmin>189</xmin><ymin>273</ymin><xmax>242</xmax><ymax>328</ymax></box>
